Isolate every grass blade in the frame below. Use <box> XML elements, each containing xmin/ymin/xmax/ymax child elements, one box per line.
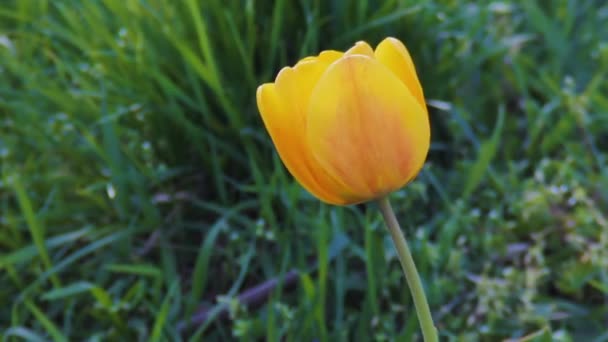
<box><xmin>25</xmin><ymin>300</ymin><xmax>68</xmax><ymax>342</ymax></box>
<box><xmin>9</xmin><ymin>174</ymin><xmax>61</xmax><ymax>288</ymax></box>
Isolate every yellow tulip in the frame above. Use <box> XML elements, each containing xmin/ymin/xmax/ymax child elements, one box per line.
<box><xmin>256</xmin><ymin>37</ymin><xmax>430</xmax><ymax>205</ymax></box>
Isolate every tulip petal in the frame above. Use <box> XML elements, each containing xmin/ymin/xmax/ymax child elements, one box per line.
<box><xmin>257</xmin><ymin>53</ymin><xmax>363</xmax><ymax>204</ymax></box>
<box><xmin>375</xmin><ymin>37</ymin><xmax>425</xmax><ymax>108</ymax></box>
<box><xmin>345</xmin><ymin>41</ymin><xmax>375</xmax><ymax>57</ymax></box>
<box><xmin>295</xmin><ymin>50</ymin><xmax>342</xmax><ymax>67</ymax></box>
<box><xmin>307</xmin><ymin>55</ymin><xmax>430</xmax><ymax>199</ymax></box>
<box><xmin>280</xmin><ymin>51</ymin><xmax>343</xmax><ymax>107</ymax></box>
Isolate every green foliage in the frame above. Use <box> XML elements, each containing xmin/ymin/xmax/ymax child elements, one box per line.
<box><xmin>1</xmin><ymin>0</ymin><xmax>607</xmax><ymax>340</ymax></box>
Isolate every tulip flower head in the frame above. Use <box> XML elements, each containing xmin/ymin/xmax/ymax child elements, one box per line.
<box><xmin>257</xmin><ymin>37</ymin><xmax>430</xmax><ymax>205</ymax></box>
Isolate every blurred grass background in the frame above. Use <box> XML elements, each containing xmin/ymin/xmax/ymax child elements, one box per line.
<box><xmin>1</xmin><ymin>0</ymin><xmax>608</xmax><ymax>340</ymax></box>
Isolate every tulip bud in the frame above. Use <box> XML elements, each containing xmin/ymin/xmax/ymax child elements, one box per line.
<box><xmin>257</xmin><ymin>38</ymin><xmax>429</xmax><ymax>205</ymax></box>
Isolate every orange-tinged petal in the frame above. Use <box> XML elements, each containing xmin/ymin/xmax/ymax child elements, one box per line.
<box><xmin>375</xmin><ymin>37</ymin><xmax>425</xmax><ymax>108</ymax></box>
<box><xmin>257</xmin><ymin>52</ymin><xmax>363</xmax><ymax>204</ymax></box>
<box><xmin>345</xmin><ymin>41</ymin><xmax>375</xmax><ymax>57</ymax></box>
<box><xmin>257</xmin><ymin>83</ymin><xmax>346</xmax><ymax>204</ymax></box>
<box><xmin>307</xmin><ymin>55</ymin><xmax>430</xmax><ymax>201</ymax></box>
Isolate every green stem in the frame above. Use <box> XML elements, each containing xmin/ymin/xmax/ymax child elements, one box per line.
<box><xmin>378</xmin><ymin>197</ymin><xmax>438</xmax><ymax>342</ymax></box>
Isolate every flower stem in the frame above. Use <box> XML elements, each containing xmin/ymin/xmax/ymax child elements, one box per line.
<box><xmin>378</xmin><ymin>197</ymin><xmax>438</xmax><ymax>342</ymax></box>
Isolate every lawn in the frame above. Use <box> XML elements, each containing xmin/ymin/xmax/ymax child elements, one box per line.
<box><xmin>1</xmin><ymin>0</ymin><xmax>608</xmax><ymax>341</ymax></box>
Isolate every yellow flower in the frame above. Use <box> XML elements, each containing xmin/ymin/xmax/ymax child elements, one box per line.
<box><xmin>256</xmin><ymin>37</ymin><xmax>430</xmax><ymax>205</ymax></box>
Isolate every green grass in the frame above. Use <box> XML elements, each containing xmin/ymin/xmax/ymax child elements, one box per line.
<box><xmin>1</xmin><ymin>0</ymin><xmax>608</xmax><ymax>340</ymax></box>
